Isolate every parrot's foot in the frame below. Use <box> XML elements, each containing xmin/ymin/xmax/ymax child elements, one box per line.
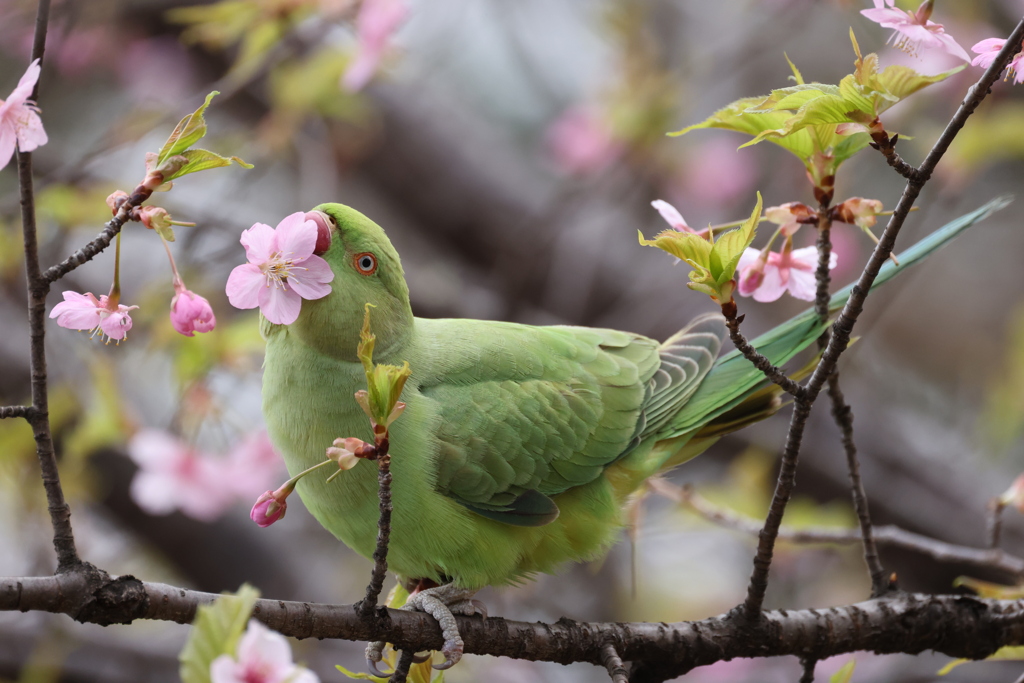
<box><xmin>365</xmin><ymin>584</ymin><xmax>484</xmax><ymax>673</ymax></box>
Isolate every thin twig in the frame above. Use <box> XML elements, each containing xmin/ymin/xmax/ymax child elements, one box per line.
<box><xmin>601</xmin><ymin>643</ymin><xmax>629</xmax><ymax>683</ymax></box>
<box><xmin>0</xmin><ymin>406</ymin><xmax>33</xmax><ymax>420</ymax></box>
<box><xmin>870</xmin><ymin>133</ymin><xmax>918</xmax><ymax>180</ymax></box>
<box><xmin>653</xmin><ymin>481</ymin><xmax>1024</xmax><ymax>577</ymax></box>
<box><xmin>721</xmin><ymin>302</ymin><xmax>806</xmax><ymax>398</ymax></box>
<box><xmin>17</xmin><ymin>0</ymin><xmax>80</xmax><ymax>573</ymax></box>
<box><xmin>359</xmin><ymin>449</ymin><xmax>393</xmax><ymax>620</ymax></box>
<box><xmin>388</xmin><ymin>650</ymin><xmax>415</xmax><ymax>683</ymax></box>
<box><xmin>739</xmin><ymin>15</ymin><xmax>1024</xmax><ymax>619</ymax></box>
<box><xmin>814</xmin><ymin>202</ymin><xmax>887</xmax><ymax>596</ymax></box>
<box><xmin>42</xmin><ymin>199</ymin><xmax>141</xmax><ymax>284</ymax></box>
<box><xmin>827</xmin><ymin>372</ymin><xmax>886</xmax><ymax>595</ymax></box>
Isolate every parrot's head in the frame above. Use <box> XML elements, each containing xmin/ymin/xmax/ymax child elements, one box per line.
<box><xmin>283</xmin><ymin>202</ymin><xmax>413</xmax><ymax>362</ymax></box>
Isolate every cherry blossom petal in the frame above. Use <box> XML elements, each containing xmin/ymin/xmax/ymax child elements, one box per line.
<box><xmin>15</xmin><ymin>108</ymin><xmax>47</xmax><ymax>151</ymax></box>
<box><xmin>0</xmin><ymin>121</ymin><xmax>17</xmax><ymax>169</ymax></box>
<box><xmin>651</xmin><ymin>200</ymin><xmax>689</xmax><ymax>231</ymax></box>
<box><xmin>226</xmin><ymin>264</ymin><xmax>267</xmax><ymax>309</ymax></box>
<box><xmin>274</xmin><ymin>212</ymin><xmax>318</xmax><ymax>261</ymax></box>
<box><xmin>752</xmin><ymin>265</ymin><xmax>787</xmax><ymax>302</ymax></box>
<box><xmin>287</xmin><ymin>256</ymin><xmax>334</xmax><ymax>300</ymax></box>
<box><xmin>209</xmin><ymin>655</ymin><xmax>239</xmax><ymax>683</ymax></box>
<box><xmin>7</xmin><ymin>59</ymin><xmax>41</xmax><ymax>107</ymax></box>
<box><xmin>239</xmin><ymin>223</ymin><xmax>277</xmax><ymax>263</ymax></box>
<box><xmin>258</xmin><ymin>284</ymin><xmax>302</xmax><ymax>325</ymax></box>
<box><xmin>932</xmin><ymin>30</ymin><xmax>971</xmax><ymax>61</ymax></box>
<box><xmin>236</xmin><ymin>620</ymin><xmax>295</xmax><ymax>674</ymax></box>
<box><xmin>49</xmin><ymin>292</ymin><xmax>102</xmax><ymax>330</ymax></box>
<box><xmin>99</xmin><ymin>308</ymin><xmax>134</xmax><ymax>340</ymax></box>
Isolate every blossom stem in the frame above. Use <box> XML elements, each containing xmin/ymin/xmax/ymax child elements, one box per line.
<box><xmin>159</xmin><ymin>234</ymin><xmax>184</xmax><ymax>288</ymax></box>
<box><xmin>108</xmin><ymin>232</ymin><xmax>122</xmax><ymax>306</ymax></box>
<box><xmin>284</xmin><ymin>458</ymin><xmax>335</xmax><ymax>489</ymax></box>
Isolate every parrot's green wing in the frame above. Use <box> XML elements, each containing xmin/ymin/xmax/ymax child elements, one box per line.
<box><xmin>417</xmin><ymin>315</ymin><xmax>724</xmax><ymax>526</ymax></box>
<box><xmin>663</xmin><ymin>194</ymin><xmax>1013</xmax><ymax>438</ymax></box>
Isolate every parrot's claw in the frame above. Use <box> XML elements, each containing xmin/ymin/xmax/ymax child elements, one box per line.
<box><xmin>405</xmin><ymin>584</ymin><xmax>482</xmax><ymax>670</ymax></box>
<box><xmin>364</xmin><ymin>646</ymin><xmax>387</xmax><ymax>678</ymax></box>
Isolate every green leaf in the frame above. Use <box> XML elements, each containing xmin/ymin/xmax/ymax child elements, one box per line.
<box><xmin>179</xmin><ymin>584</ymin><xmax>260</xmax><ymax>683</ymax></box>
<box><xmin>165</xmin><ymin>148</ymin><xmax>253</xmax><ymax>181</ymax></box>
<box><xmin>357</xmin><ymin>304</ymin><xmax>412</xmax><ymax>426</ymax></box>
<box><xmin>709</xmin><ymin>192</ymin><xmax>762</xmax><ymax>286</ymax></box>
<box><xmin>158</xmin><ymin>92</ymin><xmax>219</xmax><ymax>166</ymax></box>
<box><xmin>830</xmin><ymin>660</ymin><xmax>856</xmax><ymax>683</ymax></box>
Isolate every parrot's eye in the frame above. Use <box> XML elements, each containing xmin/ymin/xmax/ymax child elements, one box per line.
<box><xmin>354</xmin><ymin>252</ymin><xmax>377</xmax><ymax>275</ymax></box>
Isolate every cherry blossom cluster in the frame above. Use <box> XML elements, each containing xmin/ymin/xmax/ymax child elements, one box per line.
<box><xmin>649</xmin><ymin>198</ymin><xmax>886</xmax><ymax>303</ymax></box>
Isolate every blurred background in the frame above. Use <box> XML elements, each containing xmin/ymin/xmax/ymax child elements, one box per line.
<box><xmin>2</xmin><ymin>0</ymin><xmax>1024</xmax><ymax>680</ymax></box>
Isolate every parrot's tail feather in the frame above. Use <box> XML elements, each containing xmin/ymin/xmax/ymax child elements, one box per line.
<box><xmin>638</xmin><ymin>313</ymin><xmax>726</xmax><ymax>440</ymax></box>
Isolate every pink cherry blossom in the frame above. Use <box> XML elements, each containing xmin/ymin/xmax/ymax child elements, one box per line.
<box><xmin>170</xmin><ymin>285</ymin><xmax>216</xmax><ymax>337</ymax></box>
<box><xmin>127</xmin><ymin>430</ymin><xmax>236</xmax><ymax>521</ymax></box>
<box><xmin>225</xmin><ymin>212</ymin><xmax>334</xmax><ymax>325</ymax></box>
<box><xmin>736</xmin><ymin>245</ymin><xmax>838</xmax><ymax>302</ymax></box>
<box><xmin>971</xmin><ymin>38</ymin><xmax>1024</xmax><ymax>84</ymax></box>
<box><xmin>861</xmin><ymin>0</ymin><xmax>970</xmax><ymax>62</ymax></box>
<box><xmin>0</xmin><ymin>59</ymin><xmax>48</xmax><ymax>171</ymax></box>
<box><xmin>545</xmin><ymin>105</ymin><xmax>623</xmax><ymax>176</ymax></box>
<box><xmin>341</xmin><ymin>0</ymin><xmax>409</xmax><ymax>92</ymax></box>
<box><xmin>49</xmin><ymin>291</ymin><xmax>138</xmax><ymax>343</ymax></box>
<box><xmin>210</xmin><ymin>620</ymin><xmax>319</xmax><ymax>683</ymax></box>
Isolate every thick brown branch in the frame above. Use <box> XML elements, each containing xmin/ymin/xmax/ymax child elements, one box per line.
<box><xmin>2</xmin><ymin>572</ymin><xmax>1023</xmax><ymax>680</ymax></box>
<box><xmin>656</xmin><ymin>482</ymin><xmax>1024</xmax><ymax>577</ymax></box>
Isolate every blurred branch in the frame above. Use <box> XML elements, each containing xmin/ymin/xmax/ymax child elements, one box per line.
<box><xmin>653</xmin><ymin>480</ymin><xmax>1024</xmax><ymax>578</ymax></box>
<box><xmin>3</xmin><ymin>571</ymin><xmax>1024</xmax><ymax>682</ymax></box>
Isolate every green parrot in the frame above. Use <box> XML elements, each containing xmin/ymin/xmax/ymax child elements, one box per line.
<box><xmin>259</xmin><ymin>198</ymin><xmax>1006</xmax><ymax>670</ymax></box>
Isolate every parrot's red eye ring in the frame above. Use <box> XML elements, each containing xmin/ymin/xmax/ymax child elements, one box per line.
<box><xmin>354</xmin><ymin>252</ymin><xmax>377</xmax><ymax>275</ymax></box>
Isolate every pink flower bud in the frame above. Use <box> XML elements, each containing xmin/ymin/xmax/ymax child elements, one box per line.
<box><xmin>305</xmin><ymin>211</ymin><xmax>333</xmax><ymax>256</ymax></box>
<box><xmin>250</xmin><ymin>490</ymin><xmax>287</xmax><ymax>527</ymax></box>
<box><xmin>170</xmin><ymin>287</ymin><xmax>216</xmax><ymax>337</ymax></box>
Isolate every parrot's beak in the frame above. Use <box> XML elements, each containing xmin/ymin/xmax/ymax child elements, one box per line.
<box><xmin>305</xmin><ymin>210</ymin><xmax>334</xmax><ymax>256</ymax></box>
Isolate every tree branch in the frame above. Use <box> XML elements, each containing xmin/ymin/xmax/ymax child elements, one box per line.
<box><xmin>2</xmin><ymin>572</ymin><xmax>1022</xmax><ymax>681</ymax></box>
<box><xmin>602</xmin><ymin>643</ymin><xmax>628</xmax><ymax>683</ymax></box>
<box><xmin>359</xmin><ymin>448</ymin><xmax>394</xmax><ymax>621</ymax></box>
<box><xmin>16</xmin><ymin>0</ymin><xmax>82</xmax><ymax>573</ymax></box>
<box><xmin>0</xmin><ymin>406</ymin><xmax>33</xmax><ymax>420</ymax></box>
<box><xmin>720</xmin><ymin>302</ymin><xmax>806</xmax><ymax>398</ymax></box>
